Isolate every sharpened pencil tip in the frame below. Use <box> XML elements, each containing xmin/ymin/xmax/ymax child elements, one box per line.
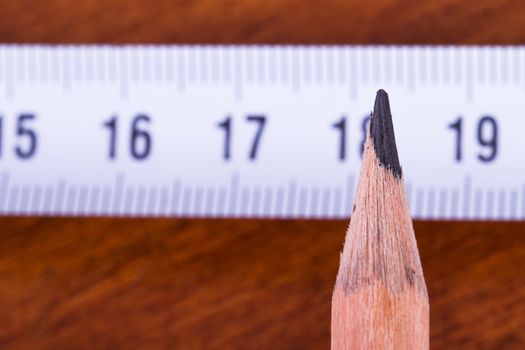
<box><xmin>370</xmin><ymin>89</ymin><xmax>402</xmax><ymax>178</ymax></box>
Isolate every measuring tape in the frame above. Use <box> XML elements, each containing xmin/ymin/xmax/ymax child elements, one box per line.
<box><xmin>0</xmin><ymin>45</ymin><xmax>524</xmax><ymax>220</ymax></box>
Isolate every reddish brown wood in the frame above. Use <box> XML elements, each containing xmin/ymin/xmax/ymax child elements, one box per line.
<box><xmin>0</xmin><ymin>1</ymin><xmax>524</xmax><ymax>349</ymax></box>
<box><xmin>1</xmin><ymin>0</ymin><xmax>525</xmax><ymax>44</ymax></box>
<box><xmin>0</xmin><ymin>219</ymin><xmax>524</xmax><ymax>349</ymax></box>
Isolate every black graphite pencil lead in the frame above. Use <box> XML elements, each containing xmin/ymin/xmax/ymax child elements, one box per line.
<box><xmin>370</xmin><ymin>89</ymin><xmax>403</xmax><ymax>178</ymax></box>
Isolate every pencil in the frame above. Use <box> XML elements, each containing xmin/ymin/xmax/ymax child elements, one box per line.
<box><xmin>331</xmin><ymin>90</ymin><xmax>429</xmax><ymax>349</ymax></box>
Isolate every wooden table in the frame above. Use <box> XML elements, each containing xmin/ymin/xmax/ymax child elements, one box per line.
<box><xmin>1</xmin><ymin>1</ymin><xmax>524</xmax><ymax>349</ymax></box>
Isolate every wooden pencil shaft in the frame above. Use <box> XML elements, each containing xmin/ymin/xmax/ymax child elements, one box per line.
<box><xmin>331</xmin><ymin>90</ymin><xmax>429</xmax><ymax>349</ymax></box>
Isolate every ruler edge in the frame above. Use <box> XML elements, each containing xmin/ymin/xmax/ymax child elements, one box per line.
<box><xmin>0</xmin><ymin>44</ymin><xmax>524</xmax><ymax>220</ymax></box>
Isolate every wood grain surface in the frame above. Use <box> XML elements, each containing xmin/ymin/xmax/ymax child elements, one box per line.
<box><xmin>0</xmin><ymin>1</ymin><xmax>524</xmax><ymax>349</ymax></box>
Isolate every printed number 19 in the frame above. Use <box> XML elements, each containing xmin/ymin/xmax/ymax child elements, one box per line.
<box><xmin>448</xmin><ymin>116</ymin><xmax>498</xmax><ymax>162</ymax></box>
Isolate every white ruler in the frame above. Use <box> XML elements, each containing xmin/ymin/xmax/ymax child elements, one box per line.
<box><xmin>0</xmin><ymin>45</ymin><xmax>524</xmax><ymax>220</ymax></box>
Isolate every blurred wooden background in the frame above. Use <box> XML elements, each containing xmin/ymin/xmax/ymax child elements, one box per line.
<box><xmin>1</xmin><ymin>1</ymin><xmax>525</xmax><ymax>349</ymax></box>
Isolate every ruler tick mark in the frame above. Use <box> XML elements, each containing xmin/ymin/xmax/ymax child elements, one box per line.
<box><xmin>170</xmin><ymin>181</ymin><xmax>181</xmax><ymax>215</ymax></box>
<box><xmin>309</xmin><ymin>187</ymin><xmax>319</xmax><ymax>217</ymax></box>
<box><xmin>77</xmin><ymin>185</ymin><xmax>89</xmax><ymax>215</ymax></box>
<box><xmin>182</xmin><ymin>186</ymin><xmax>193</xmax><ymax>217</ymax></box>
<box><xmin>252</xmin><ymin>187</ymin><xmax>261</xmax><ymax>217</ymax></box>
<box><xmin>275</xmin><ymin>187</ymin><xmax>284</xmax><ymax>218</ymax></box>
<box><xmin>0</xmin><ymin>172</ymin><xmax>10</xmax><ymax>213</ymax></box>
<box><xmin>8</xmin><ymin>185</ymin><xmax>19</xmax><ymax>215</ymax></box>
<box><xmin>147</xmin><ymin>186</ymin><xmax>158</xmax><ymax>216</ymax></box>
<box><xmin>65</xmin><ymin>185</ymin><xmax>77</xmax><ymax>215</ymax></box>
<box><xmin>263</xmin><ymin>187</ymin><xmax>273</xmax><ymax>218</ymax></box>
<box><xmin>450</xmin><ymin>189</ymin><xmax>459</xmax><ymax>219</ymax></box>
<box><xmin>124</xmin><ymin>186</ymin><xmax>135</xmax><ymax>215</ymax></box>
<box><xmin>298</xmin><ymin>187</ymin><xmax>308</xmax><ymax>218</ymax></box>
<box><xmin>90</xmin><ymin>185</ymin><xmax>101</xmax><ymax>215</ymax></box>
<box><xmin>498</xmin><ymin>189</ymin><xmax>507</xmax><ymax>219</ymax></box>
<box><xmin>19</xmin><ymin>185</ymin><xmax>30</xmax><ymax>215</ymax></box>
<box><xmin>509</xmin><ymin>190</ymin><xmax>518</xmax><ymax>219</ymax></box>
<box><xmin>463</xmin><ymin>176</ymin><xmax>472</xmax><ymax>218</ymax></box>
<box><xmin>438</xmin><ymin>188</ymin><xmax>447</xmax><ymax>219</ymax></box>
<box><xmin>100</xmin><ymin>186</ymin><xmax>111</xmax><ymax>215</ymax></box>
<box><xmin>426</xmin><ymin>188</ymin><xmax>435</xmax><ymax>218</ymax></box>
<box><xmin>43</xmin><ymin>185</ymin><xmax>54</xmax><ymax>216</ymax></box>
<box><xmin>205</xmin><ymin>186</ymin><xmax>216</xmax><ymax>216</ymax></box>
<box><xmin>474</xmin><ymin>189</ymin><xmax>483</xmax><ymax>219</ymax></box>
<box><xmin>287</xmin><ymin>182</ymin><xmax>297</xmax><ymax>217</ymax></box>
<box><xmin>486</xmin><ymin>190</ymin><xmax>495</xmax><ymax>219</ymax></box>
<box><xmin>32</xmin><ymin>185</ymin><xmax>43</xmax><ymax>215</ymax></box>
<box><xmin>322</xmin><ymin>187</ymin><xmax>331</xmax><ymax>218</ymax></box>
<box><xmin>193</xmin><ymin>187</ymin><xmax>204</xmax><ymax>217</ymax></box>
